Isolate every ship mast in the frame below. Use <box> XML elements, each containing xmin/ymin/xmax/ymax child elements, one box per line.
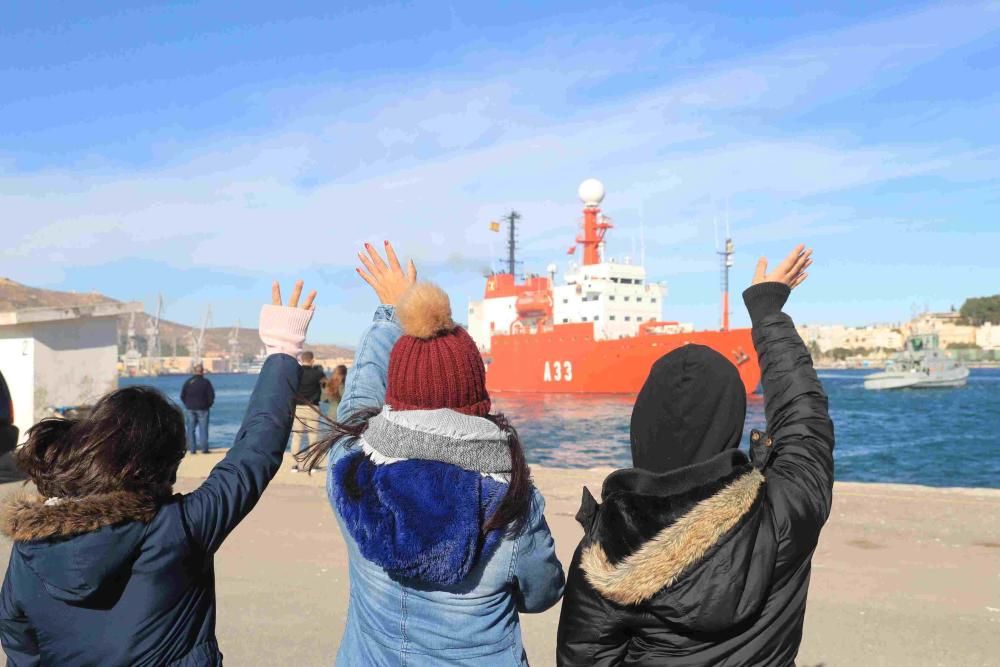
<box><xmin>573</xmin><ymin>179</ymin><xmax>612</xmax><ymax>266</ymax></box>
<box><xmin>718</xmin><ymin>235</ymin><xmax>734</xmax><ymax>331</ymax></box>
<box><xmin>503</xmin><ymin>210</ymin><xmax>521</xmax><ymax>277</ymax></box>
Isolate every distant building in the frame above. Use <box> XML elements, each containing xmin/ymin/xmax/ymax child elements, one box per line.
<box><xmin>905</xmin><ymin>311</ymin><xmax>977</xmax><ymax>348</ymax></box>
<box><xmin>976</xmin><ymin>323</ymin><xmax>1000</xmax><ymax>351</ymax></box>
<box><xmin>796</xmin><ymin>323</ymin><xmax>904</xmax><ymax>355</ymax></box>
<box><xmin>0</xmin><ymin>301</ymin><xmax>142</xmax><ymax>442</ymax></box>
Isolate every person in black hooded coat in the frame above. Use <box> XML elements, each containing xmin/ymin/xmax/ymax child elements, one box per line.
<box><xmin>557</xmin><ymin>245</ymin><xmax>834</xmax><ymax>667</ymax></box>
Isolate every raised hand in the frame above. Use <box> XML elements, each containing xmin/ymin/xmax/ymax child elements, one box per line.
<box><xmin>271</xmin><ymin>279</ymin><xmax>317</xmax><ymax>310</ymax></box>
<box><xmin>752</xmin><ymin>244</ymin><xmax>812</xmax><ymax>290</ymax></box>
<box><xmin>357</xmin><ymin>240</ymin><xmax>417</xmax><ymax>305</ymax></box>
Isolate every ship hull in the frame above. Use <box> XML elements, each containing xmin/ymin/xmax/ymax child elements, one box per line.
<box><xmin>484</xmin><ymin>324</ymin><xmax>760</xmax><ymax>395</ymax></box>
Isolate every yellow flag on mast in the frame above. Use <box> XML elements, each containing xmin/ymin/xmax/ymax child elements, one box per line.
<box><xmin>489</xmin><ymin>220</ymin><xmax>500</xmax><ymax>233</ymax></box>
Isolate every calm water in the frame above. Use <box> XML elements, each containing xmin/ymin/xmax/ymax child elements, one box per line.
<box><xmin>124</xmin><ymin>368</ymin><xmax>1000</xmax><ymax>489</ymax></box>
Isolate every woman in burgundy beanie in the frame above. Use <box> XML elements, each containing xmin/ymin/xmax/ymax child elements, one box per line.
<box><xmin>299</xmin><ymin>242</ymin><xmax>564</xmax><ymax>666</ymax></box>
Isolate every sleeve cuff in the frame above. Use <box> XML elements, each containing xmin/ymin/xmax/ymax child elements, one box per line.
<box><xmin>742</xmin><ymin>282</ymin><xmax>791</xmax><ymax>324</ymax></box>
<box><xmin>259</xmin><ymin>305</ymin><xmax>314</xmax><ymax>358</ymax></box>
<box><xmin>374</xmin><ymin>304</ymin><xmax>396</xmax><ymax>322</ymax></box>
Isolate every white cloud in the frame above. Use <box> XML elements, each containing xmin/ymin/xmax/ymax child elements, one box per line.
<box><xmin>2</xmin><ymin>1</ymin><xmax>998</xmax><ymax>337</ymax></box>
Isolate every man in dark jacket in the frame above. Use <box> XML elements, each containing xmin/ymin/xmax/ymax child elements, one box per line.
<box><xmin>557</xmin><ymin>245</ymin><xmax>833</xmax><ymax>666</ymax></box>
<box><xmin>181</xmin><ymin>363</ymin><xmax>215</xmax><ymax>454</ymax></box>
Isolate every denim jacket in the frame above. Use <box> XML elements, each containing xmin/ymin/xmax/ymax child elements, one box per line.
<box><xmin>329</xmin><ymin>305</ymin><xmax>565</xmax><ymax>666</ymax></box>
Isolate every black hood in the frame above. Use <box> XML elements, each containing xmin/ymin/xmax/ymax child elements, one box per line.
<box><xmin>577</xmin><ymin>451</ymin><xmax>776</xmax><ymax>633</ymax></box>
<box><xmin>630</xmin><ymin>344</ymin><xmax>747</xmax><ymax>474</ymax></box>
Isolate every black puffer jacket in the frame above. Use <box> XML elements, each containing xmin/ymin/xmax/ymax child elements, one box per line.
<box><xmin>556</xmin><ymin>283</ymin><xmax>835</xmax><ymax>666</ymax></box>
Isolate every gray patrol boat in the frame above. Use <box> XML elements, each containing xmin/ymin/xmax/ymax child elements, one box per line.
<box><xmin>864</xmin><ymin>333</ymin><xmax>969</xmax><ymax>390</ymax></box>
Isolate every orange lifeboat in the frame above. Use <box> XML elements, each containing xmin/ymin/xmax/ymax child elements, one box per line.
<box><xmin>515</xmin><ymin>291</ymin><xmax>552</xmax><ymax>320</ymax></box>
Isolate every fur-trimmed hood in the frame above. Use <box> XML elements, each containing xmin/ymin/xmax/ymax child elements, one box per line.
<box><xmin>1</xmin><ymin>492</ymin><xmax>159</xmax><ymax>603</ymax></box>
<box><xmin>575</xmin><ymin>450</ymin><xmax>777</xmax><ymax>632</ymax></box>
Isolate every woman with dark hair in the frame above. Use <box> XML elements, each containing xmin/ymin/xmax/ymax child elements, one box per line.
<box><xmin>298</xmin><ymin>241</ymin><xmax>564</xmax><ymax>666</ymax></box>
<box><xmin>0</xmin><ymin>280</ymin><xmax>317</xmax><ymax>666</ymax></box>
<box><xmin>323</xmin><ymin>363</ymin><xmax>348</xmax><ymax>420</ymax></box>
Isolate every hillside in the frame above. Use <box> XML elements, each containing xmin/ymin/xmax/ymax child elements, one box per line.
<box><xmin>0</xmin><ymin>278</ymin><xmax>352</xmax><ymax>359</ymax></box>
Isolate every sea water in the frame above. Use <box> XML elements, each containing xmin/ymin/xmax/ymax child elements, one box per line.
<box><xmin>124</xmin><ymin>368</ymin><xmax>1000</xmax><ymax>489</ymax></box>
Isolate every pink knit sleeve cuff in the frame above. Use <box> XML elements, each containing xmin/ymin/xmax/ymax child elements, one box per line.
<box><xmin>259</xmin><ymin>305</ymin><xmax>314</xmax><ymax>358</ymax></box>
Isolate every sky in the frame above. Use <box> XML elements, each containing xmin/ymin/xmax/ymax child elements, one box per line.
<box><xmin>2</xmin><ymin>1</ymin><xmax>999</xmax><ymax>345</ymax></box>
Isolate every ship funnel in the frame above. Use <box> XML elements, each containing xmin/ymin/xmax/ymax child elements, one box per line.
<box><xmin>578</xmin><ymin>178</ymin><xmax>605</xmax><ymax>208</ymax></box>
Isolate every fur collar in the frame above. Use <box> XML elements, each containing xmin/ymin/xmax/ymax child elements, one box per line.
<box><xmin>1</xmin><ymin>492</ymin><xmax>160</xmax><ymax>542</ymax></box>
<box><xmin>581</xmin><ymin>468</ymin><xmax>764</xmax><ymax>605</ymax></box>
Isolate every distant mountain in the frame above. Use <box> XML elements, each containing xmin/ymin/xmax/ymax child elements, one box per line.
<box><xmin>0</xmin><ymin>278</ymin><xmax>352</xmax><ymax>360</ymax></box>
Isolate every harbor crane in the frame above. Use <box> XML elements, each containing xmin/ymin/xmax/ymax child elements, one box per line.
<box><xmin>144</xmin><ymin>294</ymin><xmax>163</xmax><ymax>375</ymax></box>
<box><xmin>228</xmin><ymin>319</ymin><xmax>242</xmax><ymax>372</ymax></box>
<box><xmin>189</xmin><ymin>306</ymin><xmax>213</xmax><ymax>368</ymax></box>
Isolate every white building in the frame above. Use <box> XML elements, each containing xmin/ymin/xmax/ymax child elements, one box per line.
<box><xmin>0</xmin><ymin>301</ymin><xmax>141</xmax><ymax>442</ymax></box>
<box><xmin>976</xmin><ymin>322</ymin><xmax>1000</xmax><ymax>350</ymax></box>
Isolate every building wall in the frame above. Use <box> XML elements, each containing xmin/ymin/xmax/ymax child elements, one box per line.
<box><xmin>0</xmin><ymin>330</ymin><xmax>36</xmax><ymax>441</ymax></box>
<box><xmin>31</xmin><ymin>317</ymin><xmax>120</xmax><ymax>421</ymax></box>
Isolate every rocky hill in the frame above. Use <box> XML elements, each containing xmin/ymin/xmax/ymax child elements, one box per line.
<box><xmin>0</xmin><ymin>278</ymin><xmax>352</xmax><ymax>360</ymax></box>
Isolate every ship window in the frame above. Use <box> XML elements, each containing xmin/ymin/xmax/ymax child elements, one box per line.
<box><xmin>624</xmin><ymin>296</ymin><xmax>630</xmax><ymax>302</ymax></box>
<box><xmin>594</xmin><ymin>315</ymin><xmax>600</xmax><ymax>321</ymax></box>
<box><xmin>652</xmin><ymin>298</ymin><xmax>657</xmax><ymax>303</ymax></box>
<box><xmin>625</xmin><ymin>316</ymin><xmax>632</xmax><ymax>322</ymax></box>
<box><xmin>611</xmin><ymin>277</ymin><xmax>619</xmax><ymax>283</ymax></box>
<box><xmin>608</xmin><ymin>295</ymin><xmax>615</xmax><ymax>301</ymax></box>
<box><xmin>609</xmin><ymin>315</ymin><xmax>616</xmax><ymax>321</ymax></box>
<box><xmin>621</xmin><ymin>278</ymin><xmax>633</xmax><ymax>284</ymax></box>
<box><xmin>563</xmin><ymin>299</ymin><xmax>568</xmax><ymax>304</ymax></box>
<box><xmin>562</xmin><ymin>318</ymin><xmax>569</xmax><ymax>323</ymax></box>
<box><xmin>582</xmin><ymin>317</ymin><xmax>588</xmax><ymax>322</ymax></box>
<box><xmin>637</xmin><ymin>297</ymin><xmax>643</xmax><ymax>302</ymax></box>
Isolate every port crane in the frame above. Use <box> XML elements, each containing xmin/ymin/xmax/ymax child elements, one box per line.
<box><xmin>189</xmin><ymin>306</ymin><xmax>213</xmax><ymax>367</ymax></box>
<box><xmin>144</xmin><ymin>294</ymin><xmax>163</xmax><ymax>375</ymax></box>
<box><xmin>228</xmin><ymin>320</ymin><xmax>242</xmax><ymax>372</ymax></box>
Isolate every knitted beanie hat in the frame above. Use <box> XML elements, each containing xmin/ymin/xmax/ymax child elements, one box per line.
<box><xmin>386</xmin><ymin>283</ymin><xmax>491</xmax><ymax>417</ymax></box>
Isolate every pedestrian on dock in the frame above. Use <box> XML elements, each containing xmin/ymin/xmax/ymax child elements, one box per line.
<box><xmin>180</xmin><ymin>363</ymin><xmax>214</xmax><ymax>454</ymax></box>
<box><xmin>557</xmin><ymin>245</ymin><xmax>835</xmax><ymax>666</ymax></box>
<box><xmin>0</xmin><ymin>279</ymin><xmax>317</xmax><ymax>666</ymax></box>
<box><xmin>296</xmin><ymin>241</ymin><xmax>565</xmax><ymax>666</ymax></box>
<box><xmin>289</xmin><ymin>351</ymin><xmax>325</xmax><ymax>472</ymax></box>
<box><xmin>323</xmin><ymin>364</ymin><xmax>347</xmax><ymax>422</ymax></box>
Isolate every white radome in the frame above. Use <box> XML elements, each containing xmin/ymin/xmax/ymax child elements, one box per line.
<box><xmin>578</xmin><ymin>178</ymin><xmax>606</xmax><ymax>207</ymax></box>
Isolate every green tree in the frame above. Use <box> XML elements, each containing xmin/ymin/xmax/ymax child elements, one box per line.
<box><xmin>959</xmin><ymin>294</ymin><xmax>1000</xmax><ymax>325</ymax></box>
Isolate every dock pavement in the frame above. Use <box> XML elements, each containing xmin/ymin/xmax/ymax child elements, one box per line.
<box><xmin>1</xmin><ymin>453</ymin><xmax>997</xmax><ymax>666</ymax></box>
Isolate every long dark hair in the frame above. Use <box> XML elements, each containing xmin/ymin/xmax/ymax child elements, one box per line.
<box><xmin>325</xmin><ymin>365</ymin><xmax>348</xmax><ymax>403</ymax></box>
<box><xmin>296</xmin><ymin>408</ymin><xmax>533</xmax><ymax>535</ymax></box>
<box><xmin>17</xmin><ymin>386</ymin><xmax>186</xmax><ymax>499</ymax></box>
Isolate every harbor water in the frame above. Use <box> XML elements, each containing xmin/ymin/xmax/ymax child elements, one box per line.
<box><xmin>124</xmin><ymin>368</ymin><xmax>1000</xmax><ymax>489</ymax></box>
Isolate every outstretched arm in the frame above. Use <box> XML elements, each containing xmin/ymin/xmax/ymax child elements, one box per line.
<box><xmin>745</xmin><ymin>246</ymin><xmax>835</xmax><ymax>560</ymax></box>
<box><xmin>182</xmin><ymin>281</ymin><xmax>316</xmax><ymax>554</ymax></box>
<box><xmin>336</xmin><ymin>241</ymin><xmax>416</xmax><ymax>422</ymax></box>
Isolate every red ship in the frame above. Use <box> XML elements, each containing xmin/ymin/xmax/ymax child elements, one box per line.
<box><xmin>467</xmin><ymin>179</ymin><xmax>761</xmax><ymax>395</ymax></box>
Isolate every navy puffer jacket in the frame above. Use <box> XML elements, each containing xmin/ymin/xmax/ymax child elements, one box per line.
<box><xmin>0</xmin><ymin>354</ymin><xmax>301</xmax><ymax>666</ymax></box>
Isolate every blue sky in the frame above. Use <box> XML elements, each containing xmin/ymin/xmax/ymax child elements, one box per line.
<box><xmin>2</xmin><ymin>1</ymin><xmax>999</xmax><ymax>344</ymax></box>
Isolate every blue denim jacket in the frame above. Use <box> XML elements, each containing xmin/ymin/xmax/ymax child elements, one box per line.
<box><xmin>329</xmin><ymin>306</ymin><xmax>565</xmax><ymax>665</ymax></box>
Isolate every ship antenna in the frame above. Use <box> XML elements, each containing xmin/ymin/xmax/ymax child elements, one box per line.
<box><xmin>717</xmin><ymin>211</ymin><xmax>734</xmax><ymax>332</ymax></box>
<box><xmin>504</xmin><ymin>210</ymin><xmax>521</xmax><ymax>278</ymax></box>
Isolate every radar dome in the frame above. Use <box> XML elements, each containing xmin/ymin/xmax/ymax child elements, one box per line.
<box><xmin>578</xmin><ymin>178</ymin><xmax>605</xmax><ymax>207</ymax></box>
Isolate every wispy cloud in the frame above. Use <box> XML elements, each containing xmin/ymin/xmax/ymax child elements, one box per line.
<box><xmin>2</xmin><ymin>2</ymin><xmax>999</xmax><ymax>339</ymax></box>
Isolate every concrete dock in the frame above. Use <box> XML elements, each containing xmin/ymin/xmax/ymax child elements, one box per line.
<box><xmin>1</xmin><ymin>454</ymin><xmax>998</xmax><ymax>666</ymax></box>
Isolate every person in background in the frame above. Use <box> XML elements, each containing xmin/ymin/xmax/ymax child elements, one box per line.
<box><xmin>0</xmin><ymin>280</ymin><xmax>317</xmax><ymax>666</ymax></box>
<box><xmin>323</xmin><ymin>364</ymin><xmax>348</xmax><ymax>422</ymax></box>
<box><xmin>557</xmin><ymin>245</ymin><xmax>835</xmax><ymax>666</ymax></box>
<box><xmin>180</xmin><ymin>363</ymin><xmax>215</xmax><ymax>454</ymax></box>
<box><xmin>289</xmin><ymin>351</ymin><xmax>325</xmax><ymax>472</ymax></box>
<box><xmin>297</xmin><ymin>241</ymin><xmax>564</xmax><ymax>666</ymax></box>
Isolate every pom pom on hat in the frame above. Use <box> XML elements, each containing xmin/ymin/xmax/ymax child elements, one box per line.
<box><xmin>386</xmin><ymin>282</ymin><xmax>491</xmax><ymax>416</ymax></box>
<box><xmin>396</xmin><ymin>282</ymin><xmax>456</xmax><ymax>339</ymax></box>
